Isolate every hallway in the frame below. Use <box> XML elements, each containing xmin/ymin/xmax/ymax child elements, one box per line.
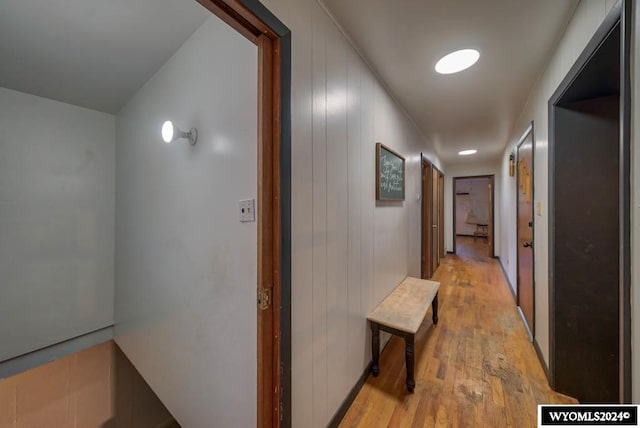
<box><xmin>1</xmin><ymin>1</ymin><xmax>636</xmax><ymax>426</ymax></box>
<box><xmin>455</xmin><ymin>236</ymin><xmax>489</xmax><ymax>259</ymax></box>
<box><xmin>339</xmin><ymin>250</ymin><xmax>576</xmax><ymax>427</ymax></box>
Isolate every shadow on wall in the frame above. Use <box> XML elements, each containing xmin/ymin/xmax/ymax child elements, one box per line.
<box><xmin>108</xmin><ymin>343</ymin><xmax>180</xmax><ymax>428</ymax></box>
<box><xmin>0</xmin><ymin>341</ymin><xmax>179</xmax><ymax>428</ymax></box>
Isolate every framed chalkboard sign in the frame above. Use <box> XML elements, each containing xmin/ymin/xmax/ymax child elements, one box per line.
<box><xmin>376</xmin><ymin>142</ymin><xmax>405</xmax><ymax>201</ymax></box>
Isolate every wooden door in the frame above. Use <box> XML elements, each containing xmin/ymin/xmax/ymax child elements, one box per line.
<box><xmin>431</xmin><ymin>168</ymin><xmax>439</xmax><ymax>271</ymax></box>
<box><xmin>517</xmin><ymin>126</ymin><xmax>534</xmax><ymax>338</ymax></box>
<box><xmin>438</xmin><ymin>172</ymin><xmax>445</xmax><ymax>259</ymax></box>
<box><xmin>487</xmin><ymin>181</ymin><xmax>493</xmax><ymax>258</ymax></box>
<box><xmin>421</xmin><ymin>157</ymin><xmax>433</xmax><ymax>278</ymax></box>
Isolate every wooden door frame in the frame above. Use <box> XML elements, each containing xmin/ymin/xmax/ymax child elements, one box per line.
<box><xmin>421</xmin><ymin>154</ymin><xmax>433</xmax><ymax>279</ymax></box>
<box><xmin>548</xmin><ymin>0</ymin><xmax>631</xmax><ymax>401</ymax></box>
<box><xmin>515</xmin><ymin>121</ymin><xmax>535</xmax><ymax>338</ymax></box>
<box><xmin>438</xmin><ymin>172</ymin><xmax>445</xmax><ymax>260</ymax></box>
<box><xmin>431</xmin><ymin>166</ymin><xmax>440</xmax><ymax>270</ymax></box>
<box><xmin>451</xmin><ymin>175</ymin><xmax>495</xmax><ymax>257</ymax></box>
<box><xmin>421</xmin><ymin>157</ymin><xmax>444</xmax><ymax>277</ymax></box>
<box><xmin>194</xmin><ymin>1</ymin><xmax>291</xmax><ymax>425</ymax></box>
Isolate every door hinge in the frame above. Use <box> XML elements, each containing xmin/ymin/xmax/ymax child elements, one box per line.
<box><xmin>257</xmin><ymin>287</ymin><xmax>272</xmax><ymax>310</ymax></box>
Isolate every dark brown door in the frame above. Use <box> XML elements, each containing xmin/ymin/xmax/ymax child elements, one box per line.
<box><xmin>517</xmin><ymin>127</ymin><xmax>534</xmax><ymax>337</ymax></box>
<box><xmin>431</xmin><ymin>168</ymin><xmax>439</xmax><ymax>271</ymax></box>
<box><xmin>421</xmin><ymin>157</ymin><xmax>433</xmax><ymax>279</ymax></box>
<box><xmin>438</xmin><ymin>172</ymin><xmax>445</xmax><ymax>260</ymax></box>
<box><xmin>487</xmin><ymin>181</ymin><xmax>493</xmax><ymax>258</ymax></box>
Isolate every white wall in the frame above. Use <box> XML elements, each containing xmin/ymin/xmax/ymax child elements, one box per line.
<box><xmin>0</xmin><ymin>87</ymin><xmax>115</xmax><ymax>362</ymax></box>
<box><xmin>497</xmin><ymin>0</ymin><xmax>618</xmax><ymax>368</ymax></box>
<box><xmin>443</xmin><ymin>160</ymin><xmax>499</xmax><ymax>255</ymax></box>
<box><xmin>114</xmin><ymin>16</ymin><xmax>257</xmax><ymax>428</ymax></box>
<box><xmin>258</xmin><ymin>0</ymin><xmax>441</xmax><ymax>426</ymax></box>
<box><xmin>455</xmin><ymin>178</ymin><xmax>490</xmax><ymax>236</ymax></box>
<box><xmin>632</xmin><ymin>0</ymin><xmax>639</xmax><ymax>403</ymax></box>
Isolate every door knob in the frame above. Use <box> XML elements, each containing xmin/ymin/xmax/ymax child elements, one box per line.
<box><xmin>523</xmin><ymin>242</ymin><xmax>533</xmax><ymax>248</ymax></box>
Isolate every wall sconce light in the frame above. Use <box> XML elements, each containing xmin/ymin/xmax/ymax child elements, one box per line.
<box><xmin>162</xmin><ymin>121</ymin><xmax>197</xmax><ymax>145</ymax></box>
<box><xmin>509</xmin><ymin>151</ymin><xmax>516</xmax><ymax>177</ymax></box>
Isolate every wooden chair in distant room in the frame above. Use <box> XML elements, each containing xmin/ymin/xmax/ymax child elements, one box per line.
<box><xmin>474</xmin><ymin>223</ymin><xmax>488</xmax><ymax>241</ymax></box>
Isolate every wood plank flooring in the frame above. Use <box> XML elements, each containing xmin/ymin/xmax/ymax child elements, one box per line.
<box><xmin>455</xmin><ymin>235</ymin><xmax>489</xmax><ymax>258</ymax></box>
<box><xmin>338</xmin><ymin>237</ymin><xmax>576</xmax><ymax>428</ymax></box>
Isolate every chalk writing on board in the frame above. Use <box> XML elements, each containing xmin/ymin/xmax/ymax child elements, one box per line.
<box><xmin>376</xmin><ymin>143</ymin><xmax>405</xmax><ymax>201</ymax></box>
<box><xmin>380</xmin><ymin>156</ymin><xmax>403</xmax><ymax>193</ymax></box>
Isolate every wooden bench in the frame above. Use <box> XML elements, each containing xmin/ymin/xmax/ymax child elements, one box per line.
<box><xmin>367</xmin><ymin>276</ymin><xmax>440</xmax><ymax>393</ymax></box>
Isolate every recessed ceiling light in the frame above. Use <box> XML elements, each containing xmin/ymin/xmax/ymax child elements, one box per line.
<box><xmin>458</xmin><ymin>149</ymin><xmax>477</xmax><ymax>156</ymax></box>
<box><xmin>435</xmin><ymin>49</ymin><xmax>480</xmax><ymax>74</ymax></box>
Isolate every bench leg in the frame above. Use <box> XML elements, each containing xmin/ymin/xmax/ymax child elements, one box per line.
<box><xmin>371</xmin><ymin>322</ymin><xmax>380</xmax><ymax>377</ymax></box>
<box><xmin>432</xmin><ymin>292</ymin><xmax>439</xmax><ymax>325</ymax></box>
<box><xmin>405</xmin><ymin>334</ymin><xmax>415</xmax><ymax>393</ymax></box>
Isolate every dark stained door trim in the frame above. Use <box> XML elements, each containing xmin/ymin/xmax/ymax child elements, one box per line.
<box><xmin>618</xmin><ymin>0</ymin><xmax>632</xmax><ymax>404</ymax></box>
<box><xmin>548</xmin><ymin>0</ymin><xmax>631</xmax><ymax>401</ymax></box>
<box><xmin>431</xmin><ymin>167</ymin><xmax>440</xmax><ymax>270</ymax></box>
<box><xmin>421</xmin><ymin>154</ymin><xmax>434</xmax><ymax>279</ymax></box>
<box><xmin>438</xmin><ymin>172</ymin><xmax>445</xmax><ymax>260</ymax></box>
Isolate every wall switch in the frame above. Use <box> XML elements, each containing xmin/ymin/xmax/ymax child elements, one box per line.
<box><xmin>239</xmin><ymin>199</ymin><xmax>256</xmax><ymax>222</ymax></box>
<box><xmin>536</xmin><ymin>201</ymin><xmax>542</xmax><ymax>216</ymax></box>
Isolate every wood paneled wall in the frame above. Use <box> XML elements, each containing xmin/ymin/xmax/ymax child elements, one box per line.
<box><xmin>260</xmin><ymin>0</ymin><xmax>441</xmax><ymax>426</ymax></box>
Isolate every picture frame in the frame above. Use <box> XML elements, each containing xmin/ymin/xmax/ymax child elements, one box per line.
<box><xmin>376</xmin><ymin>142</ymin><xmax>405</xmax><ymax>201</ymax></box>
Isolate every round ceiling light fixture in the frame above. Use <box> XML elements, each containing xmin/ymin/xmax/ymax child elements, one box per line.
<box><xmin>458</xmin><ymin>149</ymin><xmax>477</xmax><ymax>156</ymax></box>
<box><xmin>435</xmin><ymin>49</ymin><xmax>480</xmax><ymax>74</ymax></box>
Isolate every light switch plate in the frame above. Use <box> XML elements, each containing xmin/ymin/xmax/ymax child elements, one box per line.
<box><xmin>239</xmin><ymin>199</ymin><xmax>255</xmax><ymax>222</ymax></box>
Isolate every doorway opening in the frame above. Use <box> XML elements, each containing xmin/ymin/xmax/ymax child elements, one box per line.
<box><xmin>548</xmin><ymin>1</ymin><xmax>631</xmax><ymax>403</ymax></box>
<box><xmin>452</xmin><ymin>175</ymin><xmax>495</xmax><ymax>259</ymax></box>
<box><xmin>196</xmin><ymin>1</ymin><xmax>291</xmax><ymax>425</ymax></box>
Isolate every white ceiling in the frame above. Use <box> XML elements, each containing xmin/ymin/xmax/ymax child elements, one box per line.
<box><xmin>321</xmin><ymin>0</ymin><xmax>579</xmax><ymax>166</ymax></box>
<box><xmin>0</xmin><ymin>0</ymin><xmax>209</xmax><ymax>114</ymax></box>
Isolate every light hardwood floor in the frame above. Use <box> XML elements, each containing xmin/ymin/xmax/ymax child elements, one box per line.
<box><xmin>338</xmin><ymin>237</ymin><xmax>576</xmax><ymax>428</ymax></box>
<box><xmin>455</xmin><ymin>235</ymin><xmax>489</xmax><ymax>259</ymax></box>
